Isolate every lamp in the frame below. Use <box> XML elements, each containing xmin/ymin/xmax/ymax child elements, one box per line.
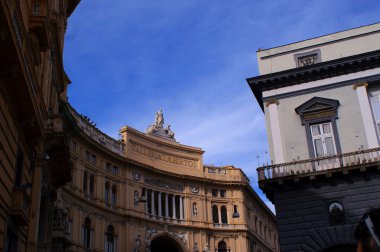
<box><xmin>139</xmin><ymin>189</ymin><xmax>147</xmax><ymax>203</ymax></box>
<box><xmin>232</xmin><ymin>205</ymin><xmax>240</xmax><ymax>218</ymax></box>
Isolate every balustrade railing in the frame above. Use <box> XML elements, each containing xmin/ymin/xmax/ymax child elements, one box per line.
<box><xmin>257</xmin><ymin>147</ymin><xmax>380</xmax><ymax>181</ymax></box>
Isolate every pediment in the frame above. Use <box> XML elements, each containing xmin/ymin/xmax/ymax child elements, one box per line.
<box><xmin>295</xmin><ymin>97</ymin><xmax>340</xmax><ymax>115</ymax></box>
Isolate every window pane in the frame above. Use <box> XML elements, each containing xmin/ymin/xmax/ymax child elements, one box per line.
<box><xmin>314</xmin><ymin>139</ymin><xmax>324</xmax><ymax>157</ymax></box>
<box><xmin>325</xmin><ymin>137</ymin><xmax>336</xmax><ymax>155</ymax></box>
<box><xmin>322</xmin><ymin>123</ymin><xmax>331</xmax><ymax>134</ymax></box>
<box><xmin>311</xmin><ymin>125</ymin><xmax>320</xmax><ymax>136</ymax></box>
<box><xmin>371</xmin><ymin>95</ymin><xmax>380</xmax><ymax>120</ymax></box>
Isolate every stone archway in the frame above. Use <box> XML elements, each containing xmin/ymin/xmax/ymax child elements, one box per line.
<box><xmin>151</xmin><ymin>235</ymin><xmax>184</xmax><ymax>252</ymax></box>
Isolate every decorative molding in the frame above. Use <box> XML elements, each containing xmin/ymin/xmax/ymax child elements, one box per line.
<box><xmin>265</xmin><ymin>99</ymin><xmax>279</xmax><ymax>107</ymax></box>
<box><xmin>191</xmin><ymin>186</ymin><xmax>199</xmax><ymax>194</ymax></box>
<box><xmin>295</xmin><ymin>97</ymin><xmax>340</xmax><ymax>124</ymax></box>
<box><xmin>294</xmin><ymin>49</ymin><xmax>322</xmax><ymax>67</ymax></box>
<box><xmin>352</xmin><ymin>82</ymin><xmax>368</xmax><ymax>90</ymax></box>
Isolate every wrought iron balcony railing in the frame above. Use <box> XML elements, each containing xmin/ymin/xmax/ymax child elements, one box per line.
<box><xmin>257</xmin><ymin>147</ymin><xmax>380</xmax><ymax>181</ymax></box>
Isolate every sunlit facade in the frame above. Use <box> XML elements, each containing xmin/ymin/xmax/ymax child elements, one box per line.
<box><xmin>0</xmin><ymin>0</ymin><xmax>277</xmax><ymax>251</ymax></box>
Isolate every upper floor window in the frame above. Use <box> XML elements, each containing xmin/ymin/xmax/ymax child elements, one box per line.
<box><xmin>220</xmin><ymin>206</ymin><xmax>228</xmax><ymax>224</ymax></box>
<box><xmin>91</xmin><ymin>154</ymin><xmax>96</xmax><ymax>165</ymax></box>
<box><xmin>106</xmin><ymin>162</ymin><xmax>112</xmax><ymax>172</ymax></box>
<box><xmin>212</xmin><ymin>205</ymin><xmax>219</xmax><ymax>223</ymax></box>
<box><xmin>112</xmin><ymin>165</ymin><xmax>118</xmax><ymax>174</ymax></box>
<box><xmin>105</xmin><ymin>182</ymin><xmax>110</xmax><ymax>205</ymax></box>
<box><xmin>211</xmin><ymin>189</ymin><xmax>218</xmax><ymax>197</ymax></box>
<box><xmin>220</xmin><ymin>190</ymin><xmax>226</xmax><ymax>198</ymax></box>
<box><xmin>89</xmin><ymin>175</ymin><xmax>94</xmax><ymax>197</ymax></box>
<box><xmin>82</xmin><ymin>217</ymin><xmax>93</xmax><ymax>248</ymax></box>
<box><xmin>83</xmin><ymin>171</ymin><xmax>88</xmax><ymax>194</ymax></box>
<box><xmin>311</xmin><ymin>122</ymin><xmax>336</xmax><ymax>157</ymax></box>
<box><xmin>111</xmin><ymin>185</ymin><xmax>117</xmax><ymax>207</ymax></box>
<box><xmin>369</xmin><ymin>90</ymin><xmax>380</xmax><ymax>139</ymax></box>
<box><xmin>85</xmin><ymin>151</ymin><xmax>96</xmax><ymax>165</ymax></box>
<box><xmin>295</xmin><ymin>97</ymin><xmax>341</xmax><ymax>164</ymax></box>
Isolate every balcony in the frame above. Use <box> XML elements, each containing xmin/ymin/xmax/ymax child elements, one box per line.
<box><xmin>257</xmin><ymin>147</ymin><xmax>380</xmax><ymax>181</ymax></box>
<box><xmin>10</xmin><ymin>187</ymin><xmax>30</xmax><ymax>226</ymax></box>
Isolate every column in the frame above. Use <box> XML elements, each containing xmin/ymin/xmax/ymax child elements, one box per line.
<box><xmin>354</xmin><ymin>83</ymin><xmax>379</xmax><ymax>148</ymax></box>
<box><xmin>266</xmin><ymin>100</ymin><xmax>285</xmax><ymax>164</ymax></box>
<box><xmin>165</xmin><ymin>193</ymin><xmax>169</xmax><ymax>218</ymax></box>
<box><xmin>158</xmin><ymin>192</ymin><xmax>162</xmax><ymax>217</ymax></box>
<box><xmin>144</xmin><ymin>189</ymin><xmax>148</xmax><ymax>213</ymax></box>
<box><xmin>26</xmin><ymin>157</ymin><xmax>43</xmax><ymax>251</ymax></box>
<box><xmin>172</xmin><ymin>195</ymin><xmax>176</xmax><ymax>219</ymax></box>
<box><xmin>151</xmin><ymin>190</ymin><xmax>155</xmax><ymax>215</ymax></box>
<box><xmin>179</xmin><ymin>196</ymin><xmax>184</xmax><ymax>220</ymax></box>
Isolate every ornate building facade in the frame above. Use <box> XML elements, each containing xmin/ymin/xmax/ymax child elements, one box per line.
<box><xmin>247</xmin><ymin>23</ymin><xmax>380</xmax><ymax>251</ymax></box>
<box><xmin>0</xmin><ymin>0</ymin><xmax>79</xmax><ymax>251</ymax></box>
<box><xmin>0</xmin><ymin>1</ymin><xmax>277</xmax><ymax>252</ymax></box>
<box><xmin>61</xmin><ymin>105</ymin><xmax>278</xmax><ymax>252</ymax></box>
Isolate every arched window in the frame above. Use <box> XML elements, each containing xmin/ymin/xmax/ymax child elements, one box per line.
<box><xmin>105</xmin><ymin>182</ymin><xmax>110</xmax><ymax>205</ymax></box>
<box><xmin>218</xmin><ymin>241</ymin><xmax>227</xmax><ymax>252</ymax></box>
<box><xmin>82</xmin><ymin>217</ymin><xmax>93</xmax><ymax>248</ymax></box>
<box><xmin>83</xmin><ymin>171</ymin><xmax>88</xmax><ymax>194</ymax></box>
<box><xmin>221</xmin><ymin>205</ymin><xmax>228</xmax><ymax>224</ymax></box>
<box><xmin>212</xmin><ymin>205</ymin><xmax>219</xmax><ymax>223</ymax></box>
<box><xmin>89</xmin><ymin>174</ymin><xmax>94</xmax><ymax>196</ymax></box>
<box><xmin>111</xmin><ymin>185</ymin><xmax>117</xmax><ymax>207</ymax></box>
<box><xmin>105</xmin><ymin>225</ymin><xmax>115</xmax><ymax>252</ymax></box>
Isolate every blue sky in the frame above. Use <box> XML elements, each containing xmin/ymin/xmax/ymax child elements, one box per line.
<box><xmin>64</xmin><ymin>0</ymin><xmax>380</xmax><ymax>212</ymax></box>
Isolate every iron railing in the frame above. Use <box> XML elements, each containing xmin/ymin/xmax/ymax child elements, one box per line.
<box><xmin>257</xmin><ymin>147</ymin><xmax>380</xmax><ymax>181</ymax></box>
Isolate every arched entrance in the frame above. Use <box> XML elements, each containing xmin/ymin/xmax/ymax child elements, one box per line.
<box><xmin>151</xmin><ymin>235</ymin><xmax>183</xmax><ymax>252</ymax></box>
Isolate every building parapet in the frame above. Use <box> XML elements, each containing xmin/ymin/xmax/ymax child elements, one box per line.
<box><xmin>257</xmin><ymin>147</ymin><xmax>380</xmax><ymax>181</ymax></box>
<box><xmin>67</xmin><ymin>105</ymin><xmax>125</xmax><ymax>156</ymax></box>
<box><xmin>204</xmin><ymin>165</ymin><xmax>250</xmax><ymax>183</ymax></box>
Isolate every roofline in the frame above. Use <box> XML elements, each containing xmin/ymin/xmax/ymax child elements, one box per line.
<box><xmin>257</xmin><ymin>22</ymin><xmax>380</xmax><ymax>53</ymax></box>
<box><xmin>247</xmin><ymin>49</ymin><xmax>380</xmax><ymax>111</ymax></box>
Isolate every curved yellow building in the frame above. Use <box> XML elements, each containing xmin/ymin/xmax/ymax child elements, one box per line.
<box><xmin>61</xmin><ymin>105</ymin><xmax>278</xmax><ymax>252</ymax></box>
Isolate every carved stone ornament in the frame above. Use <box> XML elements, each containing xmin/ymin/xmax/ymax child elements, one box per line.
<box><xmin>133</xmin><ymin>172</ymin><xmax>142</xmax><ymax>181</ymax></box>
<box><xmin>132</xmin><ymin>235</ymin><xmax>142</xmax><ymax>252</ymax></box>
<box><xmin>145</xmin><ymin>225</ymin><xmax>187</xmax><ymax>252</ymax></box>
<box><xmin>191</xmin><ymin>186</ymin><xmax>199</xmax><ymax>194</ymax></box>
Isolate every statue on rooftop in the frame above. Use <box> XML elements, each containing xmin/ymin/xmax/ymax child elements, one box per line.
<box><xmin>155</xmin><ymin>108</ymin><xmax>164</xmax><ymax>128</ymax></box>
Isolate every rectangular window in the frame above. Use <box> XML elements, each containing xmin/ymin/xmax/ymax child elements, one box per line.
<box><xmin>310</xmin><ymin>122</ymin><xmax>338</xmax><ymax>170</ymax></box>
<box><xmin>311</xmin><ymin>123</ymin><xmax>336</xmax><ymax>157</ymax></box>
<box><xmin>91</xmin><ymin>154</ymin><xmax>96</xmax><ymax>165</ymax></box>
<box><xmin>220</xmin><ymin>190</ymin><xmax>226</xmax><ymax>197</ymax></box>
<box><xmin>211</xmin><ymin>189</ymin><xmax>218</xmax><ymax>197</ymax></box>
<box><xmin>370</xmin><ymin>90</ymin><xmax>380</xmax><ymax>139</ymax></box>
<box><xmin>85</xmin><ymin>151</ymin><xmax>91</xmax><ymax>162</ymax></box>
<box><xmin>106</xmin><ymin>162</ymin><xmax>112</xmax><ymax>171</ymax></box>
<box><xmin>112</xmin><ymin>165</ymin><xmax>118</xmax><ymax>174</ymax></box>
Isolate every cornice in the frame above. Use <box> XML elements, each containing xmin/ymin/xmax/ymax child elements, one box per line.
<box><xmin>247</xmin><ymin>49</ymin><xmax>380</xmax><ymax>111</ymax></box>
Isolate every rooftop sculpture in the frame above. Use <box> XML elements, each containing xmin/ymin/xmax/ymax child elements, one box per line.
<box><xmin>146</xmin><ymin>109</ymin><xmax>176</xmax><ymax>141</ymax></box>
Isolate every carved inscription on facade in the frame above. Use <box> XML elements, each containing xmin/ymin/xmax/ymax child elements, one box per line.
<box><xmin>130</xmin><ymin>142</ymin><xmax>197</xmax><ymax>168</ymax></box>
<box><xmin>144</xmin><ymin>177</ymin><xmax>184</xmax><ymax>192</ymax></box>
